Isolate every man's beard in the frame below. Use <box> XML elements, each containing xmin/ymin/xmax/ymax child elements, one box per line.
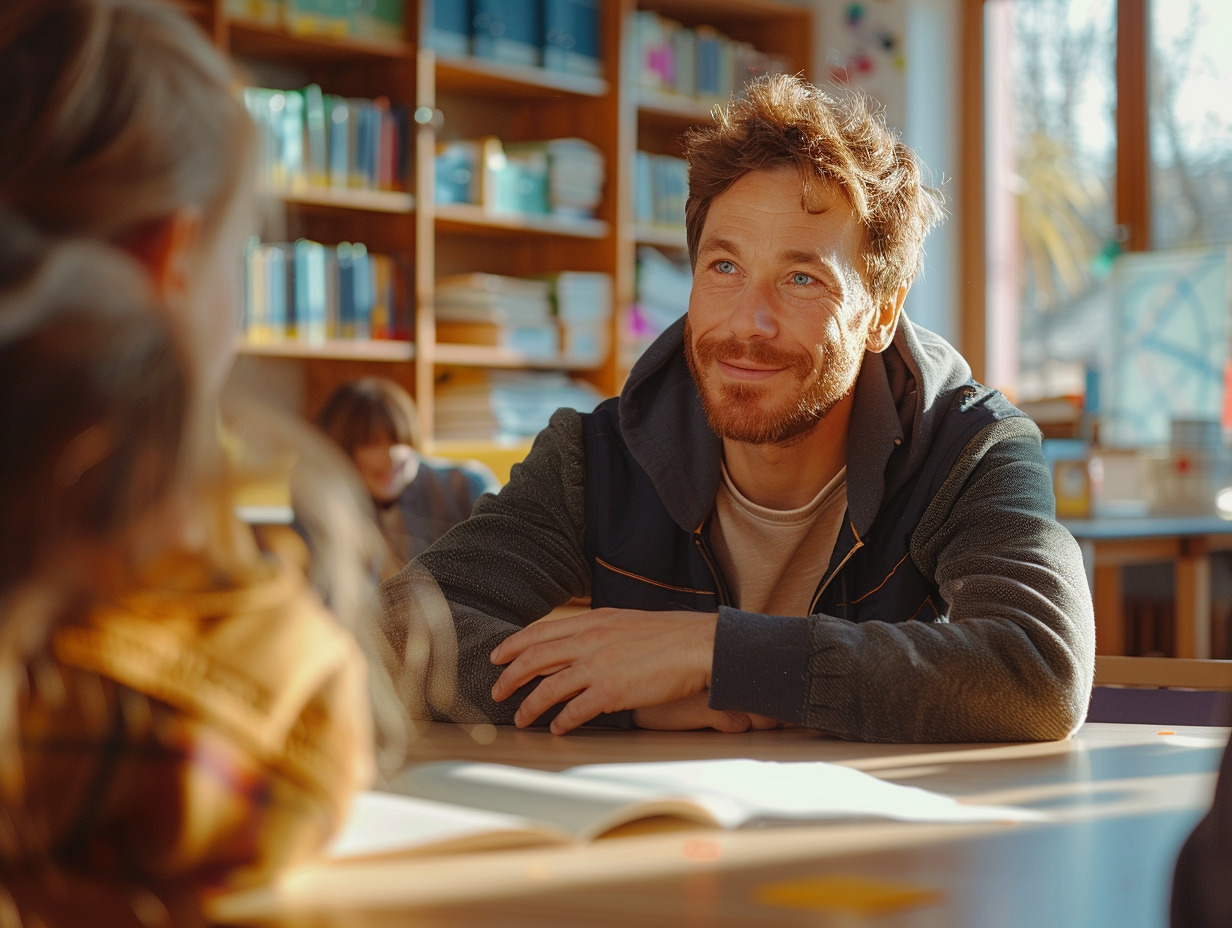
<box><xmin>683</xmin><ymin>319</ymin><xmax>862</xmax><ymax>447</ymax></box>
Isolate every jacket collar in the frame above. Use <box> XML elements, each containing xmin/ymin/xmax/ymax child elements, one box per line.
<box><xmin>617</xmin><ymin>314</ymin><xmax>970</xmax><ymax>534</ymax></box>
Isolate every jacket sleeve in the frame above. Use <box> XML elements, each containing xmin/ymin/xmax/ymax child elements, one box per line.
<box><xmin>377</xmin><ymin>408</ymin><xmax>610</xmax><ymax>726</ymax></box>
<box><xmin>710</xmin><ymin>417</ymin><xmax>1095</xmax><ymax>742</ymax></box>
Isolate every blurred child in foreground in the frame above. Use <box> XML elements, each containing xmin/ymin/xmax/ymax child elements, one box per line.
<box><xmin>317</xmin><ymin>377</ymin><xmax>500</xmax><ymax>579</ymax></box>
<box><xmin>0</xmin><ymin>0</ymin><xmax>397</xmax><ymax>920</ymax></box>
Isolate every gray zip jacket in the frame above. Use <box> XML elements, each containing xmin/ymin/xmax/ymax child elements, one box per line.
<box><xmin>380</xmin><ymin>315</ymin><xmax>1095</xmax><ymax>741</ymax></box>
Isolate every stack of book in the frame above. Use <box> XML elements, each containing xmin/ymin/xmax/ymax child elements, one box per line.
<box><xmin>626</xmin><ymin>246</ymin><xmax>692</xmax><ymax>367</ymax></box>
<box><xmin>631</xmin><ymin>12</ymin><xmax>788</xmax><ymax>102</ymax></box>
<box><xmin>433</xmin><ymin>370</ymin><xmax>606</xmax><ymax>443</ymax></box>
<box><xmin>541</xmin><ymin>138</ymin><xmax>605</xmax><ymax>220</ymax></box>
<box><xmin>242</xmin><ymin>238</ymin><xmax>408</xmax><ymax>344</ymax></box>
<box><xmin>633</xmin><ymin>152</ymin><xmax>688</xmax><ymax>231</ymax></box>
<box><xmin>548</xmin><ymin>270</ymin><xmax>612</xmax><ymax>366</ymax></box>
<box><xmin>243</xmin><ymin>84</ymin><xmax>410</xmax><ymax>196</ymax></box>
<box><xmin>426</xmin><ymin>0</ymin><xmax>601</xmax><ymax>78</ymax></box>
<box><xmin>435</xmin><ymin>137</ymin><xmax>604</xmax><ymax>221</ymax></box>
<box><xmin>433</xmin><ymin>271</ymin><xmax>614</xmax><ymax>367</ymax></box>
<box><xmin>435</xmin><ymin>273</ymin><xmax>558</xmax><ymax>359</ymax></box>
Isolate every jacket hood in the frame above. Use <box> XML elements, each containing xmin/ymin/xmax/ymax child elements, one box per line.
<box><xmin>618</xmin><ymin>313</ymin><xmax>975</xmax><ymax>534</ymax></box>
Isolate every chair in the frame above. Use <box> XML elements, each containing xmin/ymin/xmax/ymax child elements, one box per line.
<box><xmin>1087</xmin><ymin>656</ymin><xmax>1232</xmax><ymax>726</ymax></box>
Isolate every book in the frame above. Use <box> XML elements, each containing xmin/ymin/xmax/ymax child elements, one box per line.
<box><xmin>543</xmin><ymin>0</ymin><xmax>601</xmax><ymax>78</ymax></box>
<box><xmin>427</xmin><ymin>0</ymin><xmax>471</xmax><ymax>57</ymax></box>
<box><xmin>328</xmin><ymin>758</ymin><xmax>1042</xmax><ymax>861</ymax></box>
<box><xmin>326</xmin><ymin>94</ymin><xmax>351</xmax><ymax>189</ymax></box>
<box><xmin>302</xmin><ymin>83</ymin><xmax>329</xmax><ymax>187</ymax></box>
<box><xmin>435</xmin><ymin>320</ymin><xmax>560</xmax><ymax>357</ymax></box>
<box><xmin>472</xmin><ymin>0</ymin><xmax>542</xmax><ymax>68</ymax></box>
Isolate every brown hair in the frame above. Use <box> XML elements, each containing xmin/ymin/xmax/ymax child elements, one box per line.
<box><xmin>684</xmin><ymin>74</ymin><xmax>945</xmax><ymax>300</ymax></box>
<box><xmin>0</xmin><ymin>0</ymin><xmax>253</xmax><ymax>244</ymax></box>
<box><xmin>317</xmin><ymin>378</ymin><xmax>422</xmax><ymax>456</ymax></box>
<box><xmin>0</xmin><ymin>214</ymin><xmax>187</xmax><ymax>595</ymax></box>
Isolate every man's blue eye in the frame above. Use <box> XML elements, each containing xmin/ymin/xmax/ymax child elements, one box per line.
<box><xmin>792</xmin><ymin>272</ymin><xmax>814</xmax><ymax>285</ymax></box>
<box><xmin>716</xmin><ymin>260</ymin><xmax>736</xmax><ymax>274</ymax></box>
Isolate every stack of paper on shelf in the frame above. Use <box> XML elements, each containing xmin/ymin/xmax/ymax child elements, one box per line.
<box><xmin>540</xmin><ymin>138</ymin><xmax>605</xmax><ymax>220</ymax></box>
<box><xmin>433</xmin><ymin>371</ymin><xmax>605</xmax><ymax>443</ymax></box>
<box><xmin>544</xmin><ymin>270</ymin><xmax>612</xmax><ymax>366</ymax></box>
<box><xmin>434</xmin><ymin>272</ymin><xmax>557</xmax><ymax>357</ymax></box>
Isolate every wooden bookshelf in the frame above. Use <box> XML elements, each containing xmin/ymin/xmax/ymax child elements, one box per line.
<box><xmin>237</xmin><ymin>338</ymin><xmax>414</xmax><ymax>362</ymax></box>
<box><xmin>205</xmin><ymin>0</ymin><xmax>812</xmax><ymax>449</ymax></box>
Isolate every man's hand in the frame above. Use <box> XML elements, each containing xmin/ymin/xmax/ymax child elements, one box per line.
<box><xmin>489</xmin><ymin>608</ymin><xmax>718</xmax><ymax>734</ymax></box>
<box><xmin>633</xmin><ymin>692</ymin><xmax>780</xmax><ymax>732</ymax></box>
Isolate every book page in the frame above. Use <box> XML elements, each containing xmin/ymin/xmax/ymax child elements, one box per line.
<box><xmin>564</xmin><ymin>759</ymin><xmax>1043</xmax><ymax>826</ymax></box>
<box><xmin>391</xmin><ymin>762</ymin><xmax>725</xmax><ymax>841</ymax></box>
<box><xmin>326</xmin><ymin>790</ymin><xmax>570</xmax><ymax>861</ymax></box>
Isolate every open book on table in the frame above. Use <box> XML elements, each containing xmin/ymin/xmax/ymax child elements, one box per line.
<box><xmin>327</xmin><ymin>759</ymin><xmax>1042</xmax><ymax>861</ymax></box>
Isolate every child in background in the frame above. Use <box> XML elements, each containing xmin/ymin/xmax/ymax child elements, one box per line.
<box><xmin>317</xmin><ymin>377</ymin><xmax>500</xmax><ymax>578</ymax></box>
<box><xmin>0</xmin><ymin>0</ymin><xmax>390</xmax><ymax>920</ymax></box>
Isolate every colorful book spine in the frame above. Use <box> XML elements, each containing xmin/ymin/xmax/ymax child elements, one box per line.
<box><xmin>241</xmin><ymin>239</ymin><xmax>405</xmax><ymax>345</ymax></box>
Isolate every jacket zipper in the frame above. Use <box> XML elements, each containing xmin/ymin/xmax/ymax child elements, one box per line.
<box><xmin>692</xmin><ymin>525</ymin><xmax>732</xmax><ymax>607</ymax></box>
<box><xmin>808</xmin><ymin>522</ymin><xmax>864</xmax><ymax>614</ymax></box>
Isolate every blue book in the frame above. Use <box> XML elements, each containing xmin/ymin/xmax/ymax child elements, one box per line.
<box><xmin>350</xmin><ymin>243</ymin><xmax>372</xmax><ymax>340</ymax></box>
<box><xmin>337</xmin><ymin>242</ymin><xmax>355</xmax><ymax>338</ymax></box>
<box><xmin>428</xmin><ymin>0</ymin><xmax>471</xmax><ymax>57</ymax></box>
<box><xmin>349</xmin><ymin>99</ymin><xmax>377</xmax><ymax>189</ymax></box>
<box><xmin>326</xmin><ymin>94</ymin><xmax>350</xmax><ymax>189</ymax></box>
<box><xmin>543</xmin><ymin>0</ymin><xmax>599</xmax><ymax>78</ymax></box>
<box><xmin>265</xmin><ymin>244</ymin><xmax>287</xmax><ymax>339</ymax></box>
<box><xmin>294</xmin><ymin>239</ymin><xmax>327</xmax><ymax>343</ymax></box>
<box><xmin>302</xmin><ymin>83</ymin><xmax>329</xmax><ymax>186</ymax></box>
<box><xmin>473</xmin><ymin>0</ymin><xmax>541</xmax><ymax>68</ymax></box>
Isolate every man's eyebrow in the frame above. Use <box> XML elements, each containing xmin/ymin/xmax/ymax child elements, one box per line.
<box><xmin>779</xmin><ymin>248</ymin><xmax>829</xmax><ymax>268</ymax></box>
<box><xmin>696</xmin><ymin>237</ymin><xmax>742</xmax><ymax>258</ymax></box>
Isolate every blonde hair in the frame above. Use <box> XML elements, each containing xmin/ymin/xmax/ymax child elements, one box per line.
<box><xmin>684</xmin><ymin>74</ymin><xmax>945</xmax><ymax>300</ymax></box>
<box><xmin>0</xmin><ymin>0</ymin><xmax>253</xmax><ymax>244</ymax></box>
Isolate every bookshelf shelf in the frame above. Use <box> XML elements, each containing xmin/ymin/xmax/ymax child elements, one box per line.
<box><xmin>432</xmin><ymin>343</ymin><xmax>597</xmax><ymax>371</ymax></box>
<box><xmin>633</xmin><ymin>224</ymin><xmax>688</xmax><ymax>250</ymax></box>
<box><xmin>227</xmin><ymin>18</ymin><xmax>410</xmax><ymax>62</ymax></box>
<box><xmin>271</xmin><ymin>186</ymin><xmax>416</xmax><ymax>213</ymax></box>
<box><xmin>636</xmin><ymin>90</ymin><xmax>721</xmax><ymax>124</ymax></box>
<box><xmin>435</xmin><ymin>204</ymin><xmax>609</xmax><ymax>240</ymax></box>
<box><xmin>237</xmin><ymin>339</ymin><xmax>415</xmax><ymax>362</ymax></box>
<box><xmin>435</xmin><ymin>55</ymin><xmax>607</xmax><ymax>99</ymax></box>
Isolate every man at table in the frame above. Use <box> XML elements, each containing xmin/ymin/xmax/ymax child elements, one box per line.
<box><xmin>380</xmin><ymin>73</ymin><xmax>1095</xmax><ymax>742</ymax></box>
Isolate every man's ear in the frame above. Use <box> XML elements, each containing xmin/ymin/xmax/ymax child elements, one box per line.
<box><xmin>866</xmin><ymin>283</ymin><xmax>908</xmax><ymax>353</ymax></box>
<box><xmin>118</xmin><ymin>208</ymin><xmax>202</xmax><ymax>301</ymax></box>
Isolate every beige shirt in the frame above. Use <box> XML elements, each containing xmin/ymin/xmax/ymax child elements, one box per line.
<box><xmin>709</xmin><ymin>463</ymin><xmax>848</xmax><ymax>617</ymax></box>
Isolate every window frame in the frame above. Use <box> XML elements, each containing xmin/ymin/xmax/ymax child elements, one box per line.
<box><xmin>959</xmin><ymin>0</ymin><xmax>1150</xmax><ymax>386</ymax></box>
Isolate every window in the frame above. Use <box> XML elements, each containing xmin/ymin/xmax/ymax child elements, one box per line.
<box><xmin>966</xmin><ymin>0</ymin><xmax>1232</xmax><ymax>434</ymax></box>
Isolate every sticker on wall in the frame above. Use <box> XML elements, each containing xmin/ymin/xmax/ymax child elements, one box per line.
<box><xmin>827</xmin><ymin>1</ymin><xmax>905</xmax><ymax>86</ymax></box>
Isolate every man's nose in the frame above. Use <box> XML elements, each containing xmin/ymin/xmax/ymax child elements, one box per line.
<box><xmin>727</xmin><ymin>278</ymin><xmax>778</xmax><ymax>339</ymax></box>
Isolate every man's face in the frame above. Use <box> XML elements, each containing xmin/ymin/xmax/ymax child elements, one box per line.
<box><xmin>684</xmin><ymin>167</ymin><xmax>889</xmax><ymax>446</ymax></box>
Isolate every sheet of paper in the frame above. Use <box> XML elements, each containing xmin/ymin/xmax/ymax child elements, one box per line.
<box><xmin>564</xmin><ymin>759</ymin><xmax>1043</xmax><ymax>825</ymax></box>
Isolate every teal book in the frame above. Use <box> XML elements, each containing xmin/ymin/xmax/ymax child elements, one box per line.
<box><xmin>303</xmin><ymin>83</ymin><xmax>329</xmax><ymax>186</ymax></box>
<box><xmin>473</xmin><ymin>0</ymin><xmax>541</xmax><ymax>68</ymax></box>
<box><xmin>543</xmin><ymin>0</ymin><xmax>600</xmax><ymax>78</ymax></box>
<box><xmin>326</xmin><ymin>94</ymin><xmax>351</xmax><ymax>189</ymax></box>
<box><xmin>294</xmin><ymin>239</ymin><xmax>328</xmax><ymax>344</ymax></box>
<box><xmin>428</xmin><ymin>0</ymin><xmax>470</xmax><ymax>57</ymax></box>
